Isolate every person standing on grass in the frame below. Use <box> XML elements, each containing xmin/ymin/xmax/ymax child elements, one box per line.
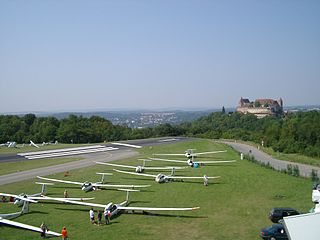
<box><xmin>61</xmin><ymin>226</ymin><xmax>68</xmax><ymax>240</ymax></box>
<box><xmin>97</xmin><ymin>210</ymin><xmax>102</xmax><ymax>226</ymax></box>
<box><xmin>89</xmin><ymin>208</ymin><xmax>95</xmax><ymax>224</ymax></box>
<box><xmin>203</xmin><ymin>175</ymin><xmax>209</xmax><ymax>186</ymax></box>
<box><xmin>63</xmin><ymin>190</ymin><xmax>69</xmax><ymax>198</ymax></box>
<box><xmin>104</xmin><ymin>209</ymin><xmax>110</xmax><ymax>225</ymax></box>
<box><xmin>40</xmin><ymin>222</ymin><xmax>48</xmax><ymax>238</ymax></box>
<box><xmin>108</xmin><ymin>210</ymin><xmax>111</xmax><ymax>223</ymax></box>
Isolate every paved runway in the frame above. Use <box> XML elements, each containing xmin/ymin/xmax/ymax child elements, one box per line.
<box><xmin>0</xmin><ymin>137</ymin><xmax>191</xmax><ymax>185</ymax></box>
<box><xmin>0</xmin><ymin>137</ymin><xmax>190</xmax><ymax>163</ymax></box>
<box><xmin>0</xmin><ymin>150</ymin><xmax>138</xmax><ymax>186</ymax></box>
<box><xmin>219</xmin><ymin>140</ymin><xmax>320</xmax><ymax>178</ymax></box>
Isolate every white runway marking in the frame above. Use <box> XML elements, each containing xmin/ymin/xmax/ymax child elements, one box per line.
<box><xmin>111</xmin><ymin>143</ymin><xmax>142</xmax><ymax>148</ymax></box>
<box><xmin>18</xmin><ymin>146</ymin><xmax>118</xmax><ymax>160</ymax></box>
<box><xmin>18</xmin><ymin>145</ymin><xmax>107</xmax><ymax>156</ymax></box>
<box><xmin>158</xmin><ymin>138</ymin><xmax>179</xmax><ymax>142</ymax></box>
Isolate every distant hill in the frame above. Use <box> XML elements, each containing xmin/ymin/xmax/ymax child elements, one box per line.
<box><xmin>36</xmin><ymin>109</ymin><xmax>233</xmax><ymax>128</ymax></box>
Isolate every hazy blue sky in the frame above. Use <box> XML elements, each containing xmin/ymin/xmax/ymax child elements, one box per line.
<box><xmin>1</xmin><ymin>0</ymin><xmax>319</xmax><ymax>113</ymax></box>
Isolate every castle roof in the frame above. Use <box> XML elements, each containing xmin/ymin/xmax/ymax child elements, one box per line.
<box><xmin>255</xmin><ymin>99</ymin><xmax>279</xmax><ymax>106</ymax></box>
<box><xmin>241</xmin><ymin>98</ymin><xmax>250</xmax><ymax>104</ymax></box>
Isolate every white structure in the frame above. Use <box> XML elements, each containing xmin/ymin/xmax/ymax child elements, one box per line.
<box><xmin>236</xmin><ymin>97</ymin><xmax>284</xmax><ymax>118</ymax></box>
<box><xmin>283</xmin><ymin>212</ymin><xmax>320</xmax><ymax>240</ymax></box>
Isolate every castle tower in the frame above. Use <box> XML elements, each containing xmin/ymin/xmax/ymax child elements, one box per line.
<box><xmin>279</xmin><ymin>98</ymin><xmax>283</xmax><ymax>107</ymax></box>
<box><xmin>239</xmin><ymin>97</ymin><xmax>244</xmax><ymax>107</ymax></box>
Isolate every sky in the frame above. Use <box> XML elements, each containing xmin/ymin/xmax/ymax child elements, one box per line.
<box><xmin>0</xmin><ymin>0</ymin><xmax>319</xmax><ymax>113</ymax></box>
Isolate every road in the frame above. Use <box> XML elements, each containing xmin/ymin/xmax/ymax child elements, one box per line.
<box><xmin>0</xmin><ymin>137</ymin><xmax>191</xmax><ymax>185</ymax></box>
<box><xmin>219</xmin><ymin>140</ymin><xmax>320</xmax><ymax>178</ymax></box>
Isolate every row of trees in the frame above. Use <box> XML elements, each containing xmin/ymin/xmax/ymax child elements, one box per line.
<box><xmin>178</xmin><ymin>111</ymin><xmax>320</xmax><ymax>157</ymax></box>
<box><xmin>0</xmin><ymin>114</ymin><xmax>180</xmax><ymax>144</ymax></box>
<box><xmin>1</xmin><ymin>111</ymin><xmax>320</xmax><ymax>157</ymax></box>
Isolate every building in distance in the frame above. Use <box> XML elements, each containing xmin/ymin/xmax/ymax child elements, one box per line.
<box><xmin>236</xmin><ymin>97</ymin><xmax>284</xmax><ymax>118</ymax></box>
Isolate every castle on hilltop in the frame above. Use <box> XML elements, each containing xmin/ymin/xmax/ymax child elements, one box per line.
<box><xmin>236</xmin><ymin>97</ymin><xmax>284</xmax><ymax>118</ymax></box>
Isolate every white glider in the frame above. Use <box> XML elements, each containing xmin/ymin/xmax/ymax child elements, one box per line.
<box><xmin>149</xmin><ymin>157</ymin><xmax>236</xmax><ymax>168</ymax></box>
<box><xmin>0</xmin><ymin>219</ymin><xmax>61</xmax><ymax>236</ymax></box>
<box><xmin>154</xmin><ymin>149</ymin><xmax>227</xmax><ymax>159</ymax></box>
<box><xmin>54</xmin><ymin>189</ymin><xmax>199</xmax><ymax>219</ymax></box>
<box><xmin>95</xmin><ymin>160</ymin><xmax>186</xmax><ymax>173</ymax></box>
<box><xmin>113</xmin><ymin>169</ymin><xmax>220</xmax><ymax>184</ymax></box>
<box><xmin>37</xmin><ymin>175</ymin><xmax>150</xmax><ymax>192</ymax></box>
<box><xmin>0</xmin><ymin>194</ymin><xmax>61</xmax><ymax>237</ymax></box>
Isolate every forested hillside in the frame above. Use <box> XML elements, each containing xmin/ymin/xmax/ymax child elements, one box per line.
<box><xmin>0</xmin><ymin>114</ymin><xmax>177</xmax><ymax>144</ymax></box>
<box><xmin>1</xmin><ymin>111</ymin><xmax>320</xmax><ymax>157</ymax></box>
<box><xmin>180</xmin><ymin>111</ymin><xmax>320</xmax><ymax>157</ymax></box>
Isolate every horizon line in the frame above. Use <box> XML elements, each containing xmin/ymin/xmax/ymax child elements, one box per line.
<box><xmin>1</xmin><ymin>104</ymin><xmax>320</xmax><ymax>115</ymax></box>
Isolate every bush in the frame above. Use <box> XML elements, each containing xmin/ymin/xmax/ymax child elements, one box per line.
<box><xmin>311</xmin><ymin>169</ymin><xmax>319</xmax><ymax>182</ymax></box>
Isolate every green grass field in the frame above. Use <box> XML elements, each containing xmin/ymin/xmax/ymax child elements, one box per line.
<box><xmin>0</xmin><ymin>139</ymin><xmax>313</xmax><ymax>240</ymax></box>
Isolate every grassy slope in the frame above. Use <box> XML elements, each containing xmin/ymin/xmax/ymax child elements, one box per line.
<box><xmin>0</xmin><ymin>139</ymin><xmax>313</xmax><ymax>240</ymax></box>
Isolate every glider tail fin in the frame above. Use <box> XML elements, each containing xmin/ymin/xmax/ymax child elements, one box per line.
<box><xmin>21</xmin><ymin>200</ymin><xmax>29</xmax><ymax>214</ymax></box>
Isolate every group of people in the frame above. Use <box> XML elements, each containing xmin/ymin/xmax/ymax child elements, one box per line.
<box><xmin>1</xmin><ymin>195</ymin><xmax>15</xmax><ymax>202</ymax></box>
<box><xmin>90</xmin><ymin>208</ymin><xmax>111</xmax><ymax>226</ymax></box>
<box><xmin>39</xmin><ymin>191</ymin><xmax>110</xmax><ymax>239</ymax></box>
<box><xmin>40</xmin><ymin>222</ymin><xmax>68</xmax><ymax>239</ymax></box>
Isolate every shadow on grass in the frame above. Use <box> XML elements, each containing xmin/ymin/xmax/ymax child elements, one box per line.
<box><xmin>127</xmin><ymin>200</ymin><xmax>150</xmax><ymax>204</ymax></box>
<box><xmin>200</xmin><ymin>164</ymin><xmax>237</xmax><ymax>167</ymax></box>
<box><xmin>120</xmin><ymin>177</ymin><xmax>155</xmax><ymax>182</ymax></box>
<box><xmin>54</xmin><ymin>207</ymin><xmax>89</xmax><ymax>212</ymax></box>
<box><xmin>107</xmin><ymin>221</ymin><xmax>120</xmax><ymax>225</ymax></box>
<box><xmin>98</xmin><ymin>187</ymin><xmax>153</xmax><ymax>192</ymax></box>
<box><xmin>173</xmin><ymin>181</ymin><xmax>222</xmax><ymax>185</ymax></box>
<box><xmin>147</xmin><ymin>169</ymin><xmax>190</xmax><ymax>173</ymax></box>
<box><xmin>124</xmin><ymin>211</ymin><xmax>208</xmax><ymax>219</ymax></box>
<box><xmin>119</xmin><ymin>177</ymin><xmax>222</xmax><ymax>185</ymax></box>
<box><xmin>48</xmin><ymin>186</ymin><xmax>80</xmax><ymax>190</ymax></box>
<box><xmin>97</xmin><ymin>221</ymin><xmax>120</xmax><ymax>226</ymax></box>
<box><xmin>28</xmin><ymin>210</ymin><xmax>49</xmax><ymax>215</ymax></box>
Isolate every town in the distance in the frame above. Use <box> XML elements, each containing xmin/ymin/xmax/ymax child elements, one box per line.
<box><xmin>30</xmin><ymin>97</ymin><xmax>320</xmax><ymax>128</ymax></box>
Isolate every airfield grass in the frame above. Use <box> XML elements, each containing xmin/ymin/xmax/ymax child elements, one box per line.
<box><xmin>0</xmin><ymin>139</ymin><xmax>313</xmax><ymax>240</ymax></box>
<box><xmin>0</xmin><ymin>157</ymin><xmax>83</xmax><ymax>176</ymax></box>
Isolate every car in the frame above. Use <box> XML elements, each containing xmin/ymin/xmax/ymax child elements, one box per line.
<box><xmin>260</xmin><ymin>223</ymin><xmax>288</xmax><ymax>240</ymax></box>
<box><xmin>269</xmin><ymin>208</ymin><xmax>300</xmax><ymax>223</ymax></box>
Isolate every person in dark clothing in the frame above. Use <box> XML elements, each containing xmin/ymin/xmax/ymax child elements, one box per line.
<box><xmin>40</xmin><ymin>222</ymin><xmax>48</xmax><ymax>238</ymax></box>
<box><xmin>97</xmin><ymin>210</ymin><xmax>102</xmax><ymax>226</ymax></box>
<box><xmin>104</xmin><ymin>209</ymin><xmax>110</xmax><ymax>225</ymax></box>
